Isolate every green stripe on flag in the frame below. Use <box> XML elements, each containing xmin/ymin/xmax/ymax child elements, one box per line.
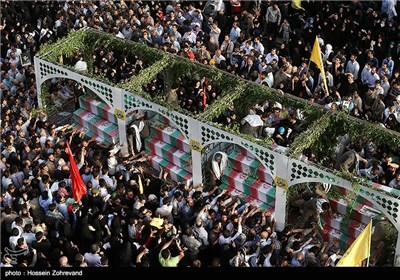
<box><xmin>243</xmin><ymin>176</ymin><xmax>255</xmax><ymax>195</ymax></box>
<box><xmin>219</xmin><ymin>184</ymin><xmax>230</xmax><ymax>191</ymax></box>
<box><xmin>169</xmin><ymin>129</ymin><xmax>180</xmax><ymax>147</ymax></box>
<box><xmin>339</xmin><ymin>221</ymin><xmax>349</xmax><ymax>235</ymax></box>
<box><xmin>339</xmin><ymin>234</ymin><xmax>352</xmax><ymax>252</ymax></box>
<box><xmin>265</xmin><ymin>187</ymin><xmax>275</xmax><ymax>205</ymax></box>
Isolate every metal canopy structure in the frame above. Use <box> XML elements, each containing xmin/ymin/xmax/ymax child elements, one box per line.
<box><xmin>34</xmin><ymin>29</ymin><xmax>400</xmax><ymax>266</ymax></box>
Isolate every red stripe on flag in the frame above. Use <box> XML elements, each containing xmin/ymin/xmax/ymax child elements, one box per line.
<box><xmin>329</xmin><ymin>199</ymin><xmax>339</xmax><ymax>212</ymax></box>
<box><xmin>148</xmin><ymin>138</ymin><xmax>158</xmax><ymax>154</ymax></box>
<box><xmin>234</xmin><ymin>154</ymin><xmax>246</xmax><ymax>171</ymax></box>
<box><xmin>155</xmin><ymin>127</ymin><xmax>163</xmax><ymax>140</ymax></box>
<box><xmin>177</xmin><ymin>135</ymin><xmax>185</xmax><ymax>151</ymax></box>
<box><xmin>250</xmin><ymin>184</ymin><xmax>259</xmax><ymax>199</ymax></box>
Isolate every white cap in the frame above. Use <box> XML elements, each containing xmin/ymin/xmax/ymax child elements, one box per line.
<box><xmin>148</xmin><ymin>194</ymin><xmax>157</xmax><ymax>201</ymax></box>
<box><xmin>274</xmin><ymin>102</ymin><xmax>282</xmax><ymax>110</ymax></box>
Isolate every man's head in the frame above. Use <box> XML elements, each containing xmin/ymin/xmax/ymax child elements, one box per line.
<box><xmin>161</xmin><ymin>249</ymin><xmax>171</xmax><ymax>259</ymax></box>
<box><xmin>321</xmin><ymin>202</ymin><xmax>330</xmax><ymax>211</ymax></box>
<box><xmin>214</xmin><ymin>153</ymin><xmax>222</xmax><ymax>162</ymax></box>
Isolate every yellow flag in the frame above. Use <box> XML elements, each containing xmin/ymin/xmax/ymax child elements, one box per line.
<box><xmin>59</xmin><ymin>55</ymin><xmax>63</xmax><ymax>65</ymax></box>
<box><xmin>336</xmin><ymin>220</ymin><xmax>372</xmax><ymax>267</ymax></box>
<box><xmin>138</xmin><ymin>174</ymin><xmax>143</xmax><ymax>194</ymax></box>
<box><xmin>291</xmin><ymin>0</ymin><xmax>304</xmax><ymax>10</ymax></box>
<box><xmin>310</xmin><ymin>36</ymin><xmax>329</xmax><ymax>96</ymax></box>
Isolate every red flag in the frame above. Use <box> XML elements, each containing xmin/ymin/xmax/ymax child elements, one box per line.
<box><xmin>65</xmin><ymin>142</ymin><xmax>87</xmax><ymax>202</ymax></box>
<box><xmin>202</xmin><ymin>77</ymin><xmax>208</xmax><ymax>108</ymax></box>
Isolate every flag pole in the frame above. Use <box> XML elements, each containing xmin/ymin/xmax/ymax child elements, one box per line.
<box><xmin>366</xmin><ymin>220</ymin><xmax>372</xmax><ymax>267</ymax></box>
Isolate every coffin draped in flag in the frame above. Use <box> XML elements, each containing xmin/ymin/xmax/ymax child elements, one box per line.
<box><xmin>336</xmin><ymin>220</ymin><xmax>372</xmax><ymax>267</ymax></box>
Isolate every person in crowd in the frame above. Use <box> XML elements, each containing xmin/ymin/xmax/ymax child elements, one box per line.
<box><xmin>1</xmin><ymin>0</ymin><xmax>400</xmax><ymax>269</ymax></box>
<box><xmin>207</xmin><ymin>151</ymin><xmax>228</xmax><ymax>188</ymax></box>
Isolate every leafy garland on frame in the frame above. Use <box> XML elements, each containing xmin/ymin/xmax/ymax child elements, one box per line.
<box><xmin>336</xmin><ymin>112</ymin><xmax>400</xmax><ymax>150</ymax></box>
<box><xmin>168</xmin><ymin>56</ymin><xmax>224</xmax><ymax>82</ymax></box>
<box><xmin>36</xmin><ymin>29</ymin><xmax>400</xmax><ymax>238</ymax></box>
<box><xmin>288</xmin><ymin>113</ymin><xmax>333</xmax><ymax>157</ymax></box>
<box><xmin>33</xmin><ymin>81</ymin><xmax>52</xmax><ymax>115</ymax></box>
<box><xmin>37</xmin><ymin>29</ymin><xmax>88</xmax><ymax>62</ymax></box>
<box><xmin>334</xmin><ymin>170</ymin><xmax>365</xmax><ymax>224</ymax></box>
<box><xmin>197</xmin><ymin>80</ymin><xmax>246</xmax><ymax>122</ymax></box>
<box><xmin>37</xmin><ymin>29</ymin><xmax>322</xmax><ymax>129</ymax></box>
<box><xmin>325</xmin><ymin>185</ymin><xmax>345</xmax><ymax>201</ymax></box>
<box><xmin>208</xmin><ymin>122</ymin><xmax>273</xmax><ymax>148</ymax></box>
<box><xmin>120</xmin><ymin>55</ymin><xmax>171</xmax><ymax>93</ymax></box>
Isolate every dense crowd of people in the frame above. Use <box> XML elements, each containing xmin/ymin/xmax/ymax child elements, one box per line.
<box><xmin>1</xmin><ymin>0</ymin><xmax>400</xmax><ymax>268</ymax></box>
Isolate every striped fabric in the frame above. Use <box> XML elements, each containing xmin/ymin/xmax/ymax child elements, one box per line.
<box><xmin>372</xmin><ymin>182</ymin><xmax>400</xmax><ymax>197</ymax></box>
<box><xmin>222</xmin><ymin>168</ymin><xmax>253</xmax><ymax>196</ymax></box>
<box><xmin>322</xmin><ymin>226</ymin><xmax>355</xmax><ymax>252</ymax></box>
<box><xmin>222</xmin><ymin>168</ymin><xmax>275</xmax><ymax>207</ymax></box>
<box><xmin>329</xmin><ymin>198</ymin><xmax>378</xmax><ymax>224</ymax></box>
<box><xmin>218</xmin><ymin>184</ymin><xmax>274</xmax><ymax>212</ymax></box>
<box><xmin>228</xmin><ymin>151</ymin><xmax>274</xmax><ymax>184</ymax></box>
<box><xmin>322</xmin><ymin>212</ymin><xmax>367</xmax><ymax>239</ymax></box>
<box><xmin>73</xmin><ymin>108</ymin><xmax>119</xmax><ymax>144</ymax></box>
<box><xmin>70</xmin><ymin>124</ymin><xmax>110</xmax><ymax>145</ymax></box>
<box><xmin>151</xmin><ymin>123</ymin><xmax>190</xmax><ymax>153</ymax></box>
<box><xmin>249</xmin><ymin>180</ymin><xmax>276</xmax><ymax>206</ymax></box>
<box><xmin>148</xmin><ymin>154</ymin><xmax>192</xmax><ymax>183</ymax></box>
<box><xmin>79</xmin><ymin>96</ymin><xmax>117</xmax><ymax>124</ymax></box>
<box><xmin>145</xmin><ymin>138</ymin><xmax>192</xmax><ymax>173</ymax></box>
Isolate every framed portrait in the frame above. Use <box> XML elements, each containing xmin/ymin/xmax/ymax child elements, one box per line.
<box><xmin>20</xmin><ymin>52</ymin><xmax>31</xmax><ymax>67</ymax></box>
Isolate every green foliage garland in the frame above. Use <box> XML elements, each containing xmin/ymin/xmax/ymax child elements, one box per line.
<box><xmin>37</xmin><ymin>29</ymin><xmax>88</xmax><ymax>62</ymax></box>
<box><xmin>221</xmin><ymin>123</ymin><xmax>273</xmax><ymax>148</ymax></box>
<box><xmin>288</xmin><ymin>113</ymin><xmax>333</xmax><ymax>157</ymax></box>
<box><xmin>167</xmin><ymin>57</ymin><xmax>224</xmax><ymax>83</ymax></box>
<box><xmin>197</xmin><ymin>80</ymin><xmax>246</xmax><ymax>122</ymax></box>
<box><xmin>336</xmin><ymin>112</ymin><xmax>400</xmax><ymax>150</ymax></box>
<box><xmin>120</xmin><ymin>55</ymin><xmax>171</xmax><ymax>93</ymax></box>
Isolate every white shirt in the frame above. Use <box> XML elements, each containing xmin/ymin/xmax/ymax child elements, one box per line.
<box><xmin>2</xmin><ymin>177</ymin><xmax>12</xmax><ymax>189</ymax></box>
<box><xmin>21</xmin><ymin>232</ymin><xmax>36</xmax><ymax>245</ymax></box>
<box><xmin>11</xmin><ymin>222</ymin><xmax>24</xmax><ymax>236</ymax></box>
<box><xmin>213</xmin><ymin>54</ymin><xmax>226</xmax><ymax>65</ymax></box>
<box><xmin>9</xmin><ymin>235</ymin><xmax>20</xmax><ymax>251</ymax></box>
<box><xmin>254</xmin><ymin>42</ymin><xmax>265</xmax><ymax>55</ymax></box>
<box><xmin>2</xmin><ymin>192</ymin><xmax>13</xmax><ymax>208</ymax></box>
